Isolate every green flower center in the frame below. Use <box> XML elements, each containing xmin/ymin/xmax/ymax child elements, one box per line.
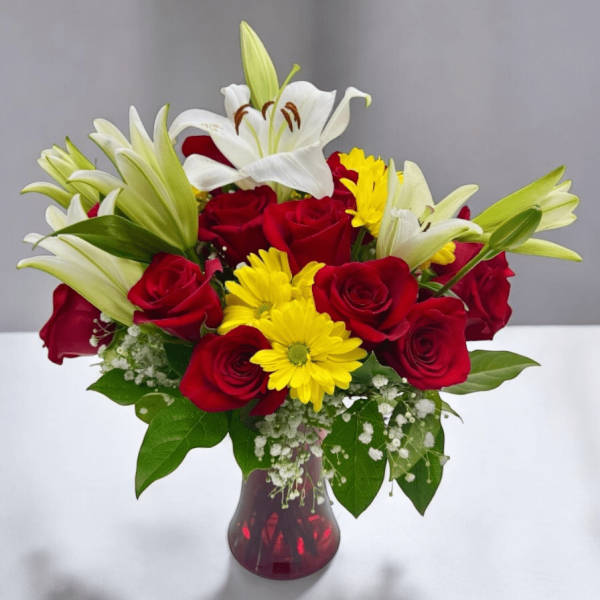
<box><xmin>288</xmin><ymin>343</ymin><xmax>309</xmax><ymax>366</ymax></box>
<box><xmin>255</xmin><ymin>302</ymin><xmax>271</xmax><ymax>318</ymax></box>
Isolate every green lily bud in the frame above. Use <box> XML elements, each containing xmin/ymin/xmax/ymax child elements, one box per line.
<box><xmin>239</xmin><ymin>21</ymin><xmax>279</xmax><ymax>108</ymax></box>
<box><xmin>21</xmin><ymin>138</ymin><xmax>99</xmax><ymax>210</ymax></box>
<box><xmin>488</xmin><ymin>206</ymin><xmax>543</xmax><ymax>252</ymax></box>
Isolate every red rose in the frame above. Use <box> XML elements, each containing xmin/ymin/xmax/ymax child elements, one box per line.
<box><xmin>430</xmin><ymin>207</ymin><xmax>515</xmax><ymax>341</ymax></box>
<box><xmin>198</xmin><ymin>186</ymin><xmax>277</xmax><ymax>266</ymax></box>
<box><xmin>313</xmin><ymin>257</ymin><xmax>418</xmax><ymax>349</ymax></box>
<box><xmin>379</xmin><ymin>297</ymin><xmax>470</xmax><ymax>390</ymax></box>
<box><xmin>40</xmin><ymin>284</ymin><xmax>114</xmax><ymax>365</ymax></box>
<box><xmin>327</xmin><ymin>151</ymin><xmax>358</xmax><ymax>209</ymax></box>
<box><xmin>262</xmin><ymin>197</ymin><xmax>352</xmax><ymax>273</ymax></box>
<box><xmin>180</xmin><ymin>326</ymin><xmax>286</xmax><ymax>415</ymax></box>
<box><xmin>182</xmin><ymin>135</ymin><xmax>233</xmax><ymax>167</ymax></box>
<box><xmin>87</xmin><ymin>203</ymin><xmax>100</xmax><ymax>218</ymax></box>
<box><xmin>127</xmin><ymin>254</ymin><xmax>222</xmax><ymax>341</ymax></box>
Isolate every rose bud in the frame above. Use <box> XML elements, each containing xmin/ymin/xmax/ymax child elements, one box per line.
<box><xmin>180</xmin><ymin>326</ymin><xmax>286</xmax><ymax>415</ymax></box>
<box><xmin>262</xmin><ymin>197</ymin><xmax>352</xmax><ymax>273</ymax></box>
<box><xmin>197</xmin><ymin>186</ymin><xmax>277</xmax><ymax>266</ymax></box>
<box><xmin>313</xmin><ymin>257</ymin><xmax>418</xmax><ymax>350</ymax></box>
<box><xmin>379</xmin><ymin>297</ymin><xmax>470</xmax><ymax>389</ymax></box>
<box><xmin>127</xmin><ymin>254</ymin><xmax>222</xmax><ymax>342</ymax></box>
<box><xmin>40</xmin><ymin>284</ymin><xmax>114</xmax><ymax>365</ymax></box>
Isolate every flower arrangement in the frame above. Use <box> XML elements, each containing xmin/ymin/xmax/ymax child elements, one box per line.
<box><xmin>19</xmin><ymin>22</ymin><xmax>581</xmax><ymax>533</ymax></box>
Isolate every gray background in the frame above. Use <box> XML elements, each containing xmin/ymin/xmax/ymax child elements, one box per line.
<box><xmin>2</xmin><ymin>0</ymin><xmax>598</xmax><ymax>332</ymax></box>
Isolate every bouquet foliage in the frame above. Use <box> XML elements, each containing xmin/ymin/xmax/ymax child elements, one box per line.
<box><xmin>19</xmin><ymin>22</ymin><xmax>581</xmax><ymax>517</ymax></box>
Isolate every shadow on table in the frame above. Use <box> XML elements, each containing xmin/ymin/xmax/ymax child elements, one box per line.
<box><xmin>26</xmin><ymin>551</ymin><xmax>123</xmax><ymax>600</ymax></box>
<box><xmin>204</xmin><ymin>555</ymin><xmax>420</xmax><ymax>600</ymax></box>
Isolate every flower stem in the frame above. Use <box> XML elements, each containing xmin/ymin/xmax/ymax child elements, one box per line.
<box><xmin>433</xmin><ymin>246</ymin><xmax>498</xmax><ymax>297</ymax></box>
<box><xmin>184</xmin><ymin>247</ymin><xmax>202</xmax><ymax>266</ymax></box>
<box><xmin>351</xmin><ymin>228</ymin><xmax>367</xmax><ymax>262</ymax></box>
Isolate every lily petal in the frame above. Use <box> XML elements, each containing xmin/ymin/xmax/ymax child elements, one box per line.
<box><xmin>320</xmin><ymin>86</ymin><xmax>371</xmax><ymax>147</ymax></box>
<box><xmin>183</xmin><ymin>153</ymin><xmax>254</xmax><ymax>190</ymax></box>
<box><xmin>240</xmin><ymin>142</ymin><xmax>334</xmax><ymax>198</ymax></box>
<box><xmin>432</xmin><ymin>184</ymin><xmax>479</xmax><ymax>222</ymax></box>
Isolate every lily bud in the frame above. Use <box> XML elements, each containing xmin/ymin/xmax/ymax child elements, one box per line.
<box><xmin>21</xmin><ymin>138</ymin><xmax>99</xmax><ymax>210</ymax></box>
<box><xmin>239</xmin><ymin>21</ymin><xmax>279</xmax><ymax>109</ymax></box>
<box><xmin>488</xmin><ymin>206</ymin><xmax>542</xmax><ymax>252</ymax></box>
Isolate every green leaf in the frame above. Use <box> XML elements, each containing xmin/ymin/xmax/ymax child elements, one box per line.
<box><xmin>418</xmin><ymin>281</ymin><xmax>468</xmax><ymax>308</ymax></box>
<box><xmin>135</xmin><ymin>396</ymin><xmax>228</xmax><ymax>497</ymax></box>
<box><xmin>387</xmin><ymin>392</ymin><xmax>442</xmax><ymax>480</ymax></box>
<box><xmin>87</xmin><ymin>369</ymin><xmax>178</xmax><ymax>406</ymax></box>
<box><xmin>441</xmin><ymin>400</ymin><xmax>463</xmax><ymax>423</ymax></box>
<box><xmin>135</xmin><ymin>392</ymin><xmax>178</xmax><ymax>424</ymax></box>
<box><xmin>322</xmin><ymin>400</ymin><xmax>387</xmax><ymax>518</ymax></box>
<box><xmin>240</xmin><ymin>21</ymin><xmax>279</xmax><ymax>108</ymax></box>
<box><xmin>41</xmin><ymin>215</ymin><xmax>184</xmax><ymax>263</ymax></box>
<box><xmin>443</xmin><ymin>350</ymin><xmax>540</xmax><ymax>395</ymax></box>
<box><xmin>229</xmin><ymin>416</ymin><xmax>273</xmax><ymax>479</ymax></box>
<box><xmin>163</xmin><ymin>342</ymin><xmax>194</xmax><ymax>377</ymax></box>
<box><xmin>511</xmin><ymin>237</ymin><xmax>582</xmax><ymax>262</ymax></box>
<box><xmin>352</xmin><ymin>352</ymin><xmax>404</xmax><ymax>387</ymax></box>
<box><xmin>397</xmin><ymin>425</ymin><xmax>447</xmax><ymax>515</ymax></box>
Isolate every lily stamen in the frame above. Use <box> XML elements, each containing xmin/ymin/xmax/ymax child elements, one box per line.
<box><xmin>285</xmin><ymin>102</ymin><xmax>301</xmax><ymax>128</ymax></box>
<box><xmin>261</xmin><ymin>101</ymin><xmax>274</xmax><ymax>119</ymax></box>
<box><xmin>280</xmin><ymin>108</ymin><xmax>294</xmax><ymax>132</ymax></box>
<box><xmin>234</xmin><ymin>103</ymin><xmax>252</xmax><ymax>134</ymax></box>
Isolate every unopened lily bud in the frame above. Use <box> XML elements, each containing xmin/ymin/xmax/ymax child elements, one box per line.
<box><xmin>240</xmin><ymin>21</ymin><xmax>279</xmax><ymax>109</ymax></box>
<box><xmin>488</xmin><ymin>206</ymin><xmax>542</xmax><ymax>252</ymax></box>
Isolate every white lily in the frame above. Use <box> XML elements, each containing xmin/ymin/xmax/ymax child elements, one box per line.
<box><xmin>21</xmin><ymin>138</ymin><xmax>99</xmax><ymax>210</ymax></box>
<box><xmin>376</xmin><ymin>160</ymin><xmax>483</xmax><ymax>270</ymax></box>
<box><xmin>18</xmin><ymin>191</ymin><xmax>144</xmax><ymax>325</ymax></box>
<box><xmin>68</xmin><ymin>105</ymin><xmax>199</xmax><ymax>252</ymax></box>
<box><xmin>169</xmin><ymin>72</ymin><xmax>371</xmax><ymax>199</ymax></box>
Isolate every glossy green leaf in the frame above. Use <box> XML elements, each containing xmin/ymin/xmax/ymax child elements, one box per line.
<box><xmin>443</xmin><ymin>350</ymin><xmax>540</xmax><ymax>395</ymax></box>
<box><xmin>42</xmin><ymin>215</ymin><xmax>184</xmax><ymax>263</ymax></box>
<box><xmin>397</xmin><ymin>425</ymin><xmax>447</xmax><ymax>515</ymax></box>
<box><xmin>229</xmin><ymin>416</ymin><xmax>272</xmax><ymax>479</ymax></box>
<box><xmin>323</xmin><ymin>400</ymin><xmax>387</xmax><ymax>518</ymax></box>
<box><xmin>351</xmin><ymin>352</ymin><xmax>404</xmax><ymax>387</ymax></box>
<box><xmin>163</xmin><ymin>342</ymin><xmax>194</xmax><ymax>377</ymax></box>
<box><xmin>87</xmin><ymin>369</ymin><xmax>178</xmax><ymax>406</ymax></box>
<box><xmin>135</xmin><ymin>392</ymin><xmax>178</xmax><ymax>424</ymax></box>
<box><xmin>135</xmin><ymin>397</ymin><xmax>228</xmax><ymax>497</ymax></box>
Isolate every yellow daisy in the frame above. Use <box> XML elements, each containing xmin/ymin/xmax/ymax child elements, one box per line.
<box><xmin>250</xmin><ymin>300</ymin><xmax>367</xmax><ymax>411</ymax></box>
<box><xmin>339</xmin><ymin>148</ymin><xmax>403</xmax><ymax>238</ymax></box>
<box><xmin>218</xmin><ymin>248</ymin><xmax>324</xmax><ymax>334</ymax></box>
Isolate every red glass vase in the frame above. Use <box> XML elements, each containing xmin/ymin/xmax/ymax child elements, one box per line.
<box><xmin>227</xmin><ymin>452</ymin><xmax>340</xmax><ymax>580</ymax></box>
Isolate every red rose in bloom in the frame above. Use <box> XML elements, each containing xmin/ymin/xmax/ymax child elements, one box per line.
<box><xmin>40</xmin><ymin>284</ymin><xmax>114</xmax><ymax>365</ymax></box>
<box><xmin>180</xmin><ymin>326</ymin><xmax>286</xmax><ymax>415</ymax></box>
<box><xmin>313</xmin><ymin>257</ymin><xmax>418</xmax><ymax>350</ymax></box>
<box><xmin>430</xmin><ymin>207</ymin><xmax>515</xmax><ymax>341</ymax></box>
<box><xmin>198</xmin><ymin>186</ymin><xmax>276</xmax><ymax>266</ymax></box>
<box><xmin>379</xmin><ymin>297</ymin><xmax>470</xmax><ymax>390</ymax></box>
<box><xmin>327</xmin><ymin>151</ymin><xmax>358</xmax><ymax>209</ymax></box>
<box><xmin>128</xmin><ymin>254</ymin><xmax>222</xmax><ymax>342</ymax></box>
<box><xmin>263</xmin><ymin>197</ymin><xmax>352</xmax><ymax>273</ymax></box>
<box><xmin>182</xmin><ymin>135</ymin><xmax>233</xmax><ymax>167</ymax></box>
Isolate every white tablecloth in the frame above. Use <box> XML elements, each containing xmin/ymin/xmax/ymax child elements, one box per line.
<box><xmin>1</xmin><ymin>327</ymin><xmax>599</xmax><ymax>600</ymax></box>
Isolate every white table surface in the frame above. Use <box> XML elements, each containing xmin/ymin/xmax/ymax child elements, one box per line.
<box><xmin>1</xmin><ymin>327</ymin><xmax>599</xmax><ymax>600</ymax></box>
